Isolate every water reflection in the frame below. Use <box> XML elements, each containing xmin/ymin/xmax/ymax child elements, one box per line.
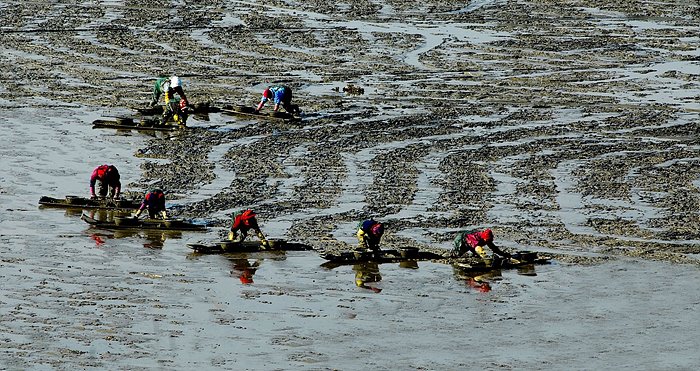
<box><xmin>516</xmin><ymin>264</ymin><xmax>537</xmax><ymax>277</ymax></box>
<box><xmin>453</xmin><ymin>267</ymin><xmax>501</xmax><ymax>293</ymax></box>
<box><xmin>79</xmin><ymin>208</ymin><xmax>131</xmax><ymax>222</ymax></box>
<box><xmin>352</xmin><ymin>262</ymin><xmax>382</xmax><ymax>293</ymax></box>
<box><xmin>82</xmin><ymin>209</ymin><xmax>181</xmax><ymax>248</ymax></box>
<box><xmin>452</xmin><ymin>263</ymin><xmax>540</xmax><ymax>292</ymax></box>
<box><xmin>229</xmin><ymin>258</ymin><xmax>263</xmax><ymax>285</ymax></box>
<box><xmin>88</xmin><ymin>229</ymin><xmax>182</xmax><ymax>249</ymax></box>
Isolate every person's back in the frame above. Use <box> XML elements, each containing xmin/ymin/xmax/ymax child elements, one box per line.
<box><xmin>357</xmin><ymin>219</ymin><xmax>383</xmax><ymax>251</ymax></box>
<box><xmin>134</xmin><ymin>189</ymin><xmax>167</xmax><ymax>219</ymax></box>
<box><xmin>90</xmin><ymin>165</ymin><xmax>121</xmax><ymax>199</ymax></box>
<box><xmin>229</xmin><ymin>210</ymin><xmax>268</xmax><ymax>246</ymax></box>
<box><xmin>453</xmin><ymin>229</ymin><xmax>481</xmax><ymax>257</ymax></box>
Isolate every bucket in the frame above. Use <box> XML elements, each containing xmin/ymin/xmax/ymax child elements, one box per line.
<box><xmin>65</xmin><ymin>195</ymin><xmax>82</xmax><ymax>204</ymax></box>
<box><xmin>399</xmin><ymin>247</ymin><xmax>419</xmax><ymax>259</ymax></box>
<box><xmin>512</xmin><ymin>251</ymin><xmax>537</xmax><ymax>262</ymax></box>
<box><xmin>353</xmin><ymin>251</ymin><xmax>372</xmax><ymax>260</ymax></box>
<box><xmin>220</xmin><ymin>240</ymin><xmax>237</xmax><ymax>250</ymax></box>
<box><xmin>115</xmin><ymin>199</ymin><xmax>131</xmax><ymax>207</ymax></box>
<box><xmin>139</xmin><ymin>118</ymin><xmax>158</xmax><ymax>127</ymax></box>
<box><xmin>163</xmin><ymin>218</ymin><xmax>184</xmax><ymax>228</ymax></box>
<box><xmin>115</xmin><ymin>117</ymin><xmax>134</xmax><ymax>125</ymax></box>
<box><xmin>114</xmin><ymin>217</ymin><xmax>138</xmax><ymax>226</ymax></box>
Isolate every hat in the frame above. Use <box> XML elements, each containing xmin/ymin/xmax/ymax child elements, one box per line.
<box><xmin>371</xmin><ymin>223</ymin><xmax>384</xmax><ymax>236</ymax></box>
<box><xmin>481</xmin><ymin>229</ymin><xmax>493</xmax><ymax>242</ymax></box>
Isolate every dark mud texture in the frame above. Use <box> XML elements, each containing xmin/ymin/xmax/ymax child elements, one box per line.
<box><xmin>3</xmin><ymin>1</ymin><xmax>699</xmax><ymax>265</ymax></box>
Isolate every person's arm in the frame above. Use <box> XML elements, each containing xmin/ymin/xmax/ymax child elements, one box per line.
<box><xmin>173</xmin><ymin>86</ymin><xmax>187</xmax><ymax>105</ymax></box>
<box><xmin>255</xmin><ymin>98</ymin><xmax>266</xmax><ymax>113</ymax></box>
<box><xmin>150</xmin><ymin>82</ymin><xmax>161</xmax><ymax>107</ymax></box>
<box><xmin>487</xmin><ymin>241</ymin><xmax>511</xmax><ymax>258</ymax></box>
<box><xmin>113</xmin><ymin>179</ymin><xmax>121</xmax><ymax>199</ymax></box>
<box><xmin>159</xmin><ymin>197</ymin><xmax>167</xmax><ymax>219</ymax></box>
<box><xmin>360</xmin><ymin>230</ymin><xmax>371</xmax><ymax>249</ymax></box>
<box><xmin>256</xmin><ymin>228</ymin><xmax>268</xmax><ymax>248</ymax></box>
<box><xmin>134</xmin><ymin>202</ymin><xmax>146</xmax><ymax>218</ymax></box>
<box><xmin>231</xmin><ymin>216</ymin><xmax>241</xmax><ymax>231</ymax></box>
<box><xmin>452</xmin><ymin>235</ymin><xmax>465</xmax><ymax>257</ymax></box>
<box><xmin>249</xmin><ymin>218</ymin><xmax>268</xmax><ymax>247</ymax></box>
<box><xmin>89</xmin><ymin>170</ymin><xmax>98</xmax><ymax>197</ymax></box>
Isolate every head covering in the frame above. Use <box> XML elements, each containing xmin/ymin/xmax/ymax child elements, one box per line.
<box><xmin>371</xmin><ymin>222</ymin><xmax>384</xmax><ymax>236</ymax></box>
<box><xmin>481</xmin><ymin>228</ymin><xmax>493</xmax><ymax>242</ymax></box>
<box><xmin>170</xmin><ymin>76</ymin><xmax>181</xmax><ymax>88</ymax></box>
<box><xmin>263</xmin><ymin>88</ymin><xmax>272</xmax><ymax>99</ymax></box>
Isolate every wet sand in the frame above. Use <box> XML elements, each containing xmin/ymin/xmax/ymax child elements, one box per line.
<box><xmin>1</xmin><ymin>1</ymin><xmax>700</xmax><ymax>369</ymax></box>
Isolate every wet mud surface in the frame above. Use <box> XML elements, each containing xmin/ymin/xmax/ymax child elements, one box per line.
<box><xmin>1</xmin><ymin>1</ymin><xmax>700</xmax><ymax>369</ymax></box>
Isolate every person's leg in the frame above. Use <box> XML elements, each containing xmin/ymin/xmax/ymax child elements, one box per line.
<box><xmin>97</xmin><ymin>180</ymin><xmax>108</xmax><ymax>197</ymax></box>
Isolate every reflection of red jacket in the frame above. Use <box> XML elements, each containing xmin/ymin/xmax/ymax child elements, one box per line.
<box><xmin>89</xmin><ymin>165</ymin><xmax>121</xmax><ymax>192</ymax></box>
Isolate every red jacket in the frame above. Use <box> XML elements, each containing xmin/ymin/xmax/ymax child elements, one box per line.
<box><xmin>89</xmin><ymin>165</ymin><xmax>121</xmax><ymax>193</ymax></box>
<box><xmin>139</xmin><ymin>190</ymin><xmax>166</xmax><ymax>212</ymax></box>
<box><xmin>231</xmin><ymin>210</ymin><xmax>259</xmax><ymax>232</ymax></box>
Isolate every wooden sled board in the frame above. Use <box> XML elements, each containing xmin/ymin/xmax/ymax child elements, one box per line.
<box><xmin>188</xmin><ymin>239</ymin><xmax>312</xmax><ymax>254</ymax></box>
<box><xmin>219</xmin><ymin>105</ymin><xmax>301</xmax><ymax>123</ymax></box>
<box><xmin>39</xmin><ymin>195</ymin><xmax>141</xmax><ymax>210</ymax></box>
<box><xmin>92</xmin><ymin>119</ymin><xmax>183</xmax><ymax>131</ymax></box>
<box><xmin>320</xmin><ymin>248</ymin><xmax>445</xmax><ymax>267</ymax></box>
<box><xmin>135</xmin><ymin>104</ymin><xmax>219</xmax><ymax>116</ymax></box>
<box><xmin>81</xmin><ymin>213</ymin><xmax>207</xmax><ymax>231</ymax></box>
<box><xmin>451</xmin><ymin>251</ymin><xmax>552</xmax><ymax>273</ymax></box>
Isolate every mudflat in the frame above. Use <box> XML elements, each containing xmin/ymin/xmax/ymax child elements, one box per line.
<box><xmin>1</xmin><ymin>1</ymin><xmax>699</xmax><ymax>369</ymax></box>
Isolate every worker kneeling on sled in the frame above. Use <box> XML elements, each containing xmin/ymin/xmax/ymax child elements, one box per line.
<box><xmin>89</xmin><ymin>164</ymin><xmax>121</xmax><ymax>200</ymax></box>
<box><xmin>356</xmin><ymin>219</ymin><xmax>384</xmax><ymax>254</ymax></box>
<box><xmin>229</xmin><ymin>209</ymin><xmax>269</xmax><ymax>248</ymax></box>
<box><xmin>452</xmin><ymin>228</ymin><xmax>511</xmax><ymax>261</ymax></box>
<box><xmin>150</xmin><ymin>75</ymin><xmax>189</xmax><ymax>126</ymax></box>
<box><xmin>254</xmin><ymin>85</ymin><xmax>300</xmax><ymax>115</ymax></box>
<box><xmin>133</xmin><ymin>189</ymin><xmax>167</xmax><ymax>219</ymax></box>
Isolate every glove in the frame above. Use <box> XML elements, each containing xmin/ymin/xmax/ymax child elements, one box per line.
<box><xmin>228</xmin><ymin>231</ymin><xmax>235</xmax><ymax>241</ymax></box>
<box><xmin>133</xmin><ymin>210</ymin><xmax>142</xmax><ymax>219</ymax></box>
<box><xmin>160</xmin><ymin>211</ymin><xmax>167</xmax><ymax>219</ymax></box>
<box><xmin>260</xmin><ymin>239</ymin><xmax>269</xmax><ymax>249</ymax></box>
